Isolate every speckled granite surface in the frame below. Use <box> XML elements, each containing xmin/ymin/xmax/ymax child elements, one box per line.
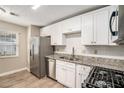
<box><xmin>45</xmin><ymin>53</ymin><xmax>124</xmax><ymax>71</ymax></box>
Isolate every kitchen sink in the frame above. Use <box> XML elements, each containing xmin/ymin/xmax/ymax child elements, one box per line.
<box><xmin>70</xmin><ymin>58</ymin><xmax>80</xmax><ymax>61</ymax></box>
<box><xmin>59</xmin><ymin>56</ymin><xmax>70</xmax><ymax>60</ymax></box>
<box><xmin>59</xmin><ymin>56</ymin><xmax>80</xmax><ymax>61</ymax></box>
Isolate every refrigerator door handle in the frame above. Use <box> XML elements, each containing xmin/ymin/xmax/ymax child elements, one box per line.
<box><xmin>32</xmin><ymin>45</ymin><xmax>34</xmax><ymax>60</ymax></box>
<box><xmin>30</xmin><ymin>49</ymin><xmax>32</xmax><ymax>56</ymax></box>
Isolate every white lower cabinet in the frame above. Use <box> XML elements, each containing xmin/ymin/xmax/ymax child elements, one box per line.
<box><xmin>56</xmin><ymin>60</ymin><xmax>92</xmax><ymax>88</ymax></box>
<box><xmin>76</xmin><ymin>65</ymin><xmax>82</xmax><ymax>88</ymax></box>
<box><xmin>56</xmin><ymin>64</ymin><xmax>66</xmax><ymax>84</ymax></box>
<box><xmin>56</xmin><ymin>60</ymin><xmax>75</xmax><ymax>88</ymax></box>
<box><xmin>66</xmin><ymin>66</ymin><xmax>75</xmax><ymax>88</ymax></box>
<box><xmin>76</xmin><ymin>64</ymin><xmax>92</xmax><ymax>88</ymax></box>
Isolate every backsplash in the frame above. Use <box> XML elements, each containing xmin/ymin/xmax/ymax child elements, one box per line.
<box><xmin>55</xmin><ymin>33</ymin><xmax>124</xmax><ymax>57</ymax></box>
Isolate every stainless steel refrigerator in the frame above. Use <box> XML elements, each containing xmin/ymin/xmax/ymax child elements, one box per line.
<box><xmin>30</xmin><ymin>36</ymin><xmax>53</xmax><ymax>78</ymax></box>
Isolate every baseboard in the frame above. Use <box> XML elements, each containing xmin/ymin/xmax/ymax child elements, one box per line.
<box><xmin>26</xmin><ymin>68</ymin><xmax>30</xmax><ymax>72</ymax></box>
<box><xmin>0</xmin><ymin>67</ymin><xmax>28</xmax><ymax>77</ymax></box>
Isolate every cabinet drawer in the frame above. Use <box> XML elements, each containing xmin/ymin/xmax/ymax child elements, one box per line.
<box><xmin>65</xmin><ymin>62</ymin><xmax>75</xmax><ymax>68</ymax></box>
<box><xmin>56</xmin><ymin>60</ymin><xmax>66</xmax><ymax>66</ymax></box>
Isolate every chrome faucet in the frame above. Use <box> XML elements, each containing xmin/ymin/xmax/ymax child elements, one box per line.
<box><xmin>72</xmin><ymin>47</ymin><xmax>75</xmax><ymax>58</ymax></box>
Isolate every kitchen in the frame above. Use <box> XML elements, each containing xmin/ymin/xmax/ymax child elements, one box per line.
<box><xmin>0</xmin><ymin>4</ymin><xmax>124</xmax><ymax>89</ymax></box>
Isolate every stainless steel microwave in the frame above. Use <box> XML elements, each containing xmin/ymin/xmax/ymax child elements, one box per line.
<box><xmin>110</xmin><ymin>5</ymin><xmax>124</xmax><ymax>44</ymax></box>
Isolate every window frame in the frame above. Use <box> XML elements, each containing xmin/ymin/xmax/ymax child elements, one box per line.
<box><xmin>0</xmin><ymin>30</ymin><xmax>19</xmax><ymax>58</ymax></box>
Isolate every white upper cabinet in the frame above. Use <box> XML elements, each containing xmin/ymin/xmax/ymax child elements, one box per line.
<box><xmin>62</xmin><ymin>15</ymin><xmax>82</xmax><ymax>34</ymax></box>
<box><xmin>41</xmin><ymin>6</ymin><xmax>118</xmax><ymax>46</ymax></box>
<box><xmin>93</xmin><ymin>7</ymin><xmax>109</xmax><ymax>45</ymax></box>
<box><xmin>82</xmin><ymin>13</ymin><xmax>94</xmax><ymax>45</ymax></box>
<box><xmin>81</xmin><ymin>6</ymin><xmax>112</xmax><ymax>45</ymax></box>
<box><xmin>50</xmin><ymin>22</ymin><xmax>66</xmax><ymax>45</ymax></box>
<box><xmin>40</xmin><ymin>22</ymin><xmax>66</xmax><ymax>46</ymax></box>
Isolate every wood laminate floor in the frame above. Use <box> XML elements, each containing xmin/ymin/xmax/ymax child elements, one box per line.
<box><xmin>0</xmin><ymin>70</ymin><xmax>64</xmax><ymax>88</ymax></box>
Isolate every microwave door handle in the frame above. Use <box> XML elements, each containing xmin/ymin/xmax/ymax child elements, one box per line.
<box><xmin>109</xmin><ymin>11</ymin><xmax>118</xmax><ymax>36</ymax></box>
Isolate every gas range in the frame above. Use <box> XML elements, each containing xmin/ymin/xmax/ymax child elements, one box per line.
<box><xmin>82</xmin><ymin>66</ymin><xmax>124</xmax><ymax>88</ymax></box>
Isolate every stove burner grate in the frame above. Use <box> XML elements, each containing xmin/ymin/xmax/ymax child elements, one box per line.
<box><xmin>84</xmin><ymin>67</ymin><xmax>124</xmax><ymax>88</ymax></box>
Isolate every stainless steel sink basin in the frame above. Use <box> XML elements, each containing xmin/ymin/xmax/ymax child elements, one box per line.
<box><xmin>59</xmin><ymin>56</ymin><xmax>70</xmax><ymax>60</ymax></box>
<box><xmin>70</xmin><ymin>58</ymin><xmax>80</xmax><ymax>61</ymax></box>
<box><xmin>59</xmin><ymin>56</ymin><xmax>80</xmax><ymax>61</ymax></box>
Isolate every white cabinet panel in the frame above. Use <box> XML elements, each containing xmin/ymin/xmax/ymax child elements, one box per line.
<box><xmin>56</xmin><ymin>64</ymin><xmax>66</xmax><ymax>84</ymax></box>
<box><xmin>81</xmin><ymin>6</ymin><xmax>114</xmax><ymax>45</ymax></box>
<box><xmin>62</xmin><ymin>15</ymin><xmax>81</xmax><ymax>34</ymax></box>
<box><xmin>76</xmin><ymin>64</ymin><xmax>91</xmax><ymax>88</ymax></box>
<box><xmin>81</xmin><ymin>65</ymin><xmax>91</xmax><ymax>83</ymax></box>
<box><xmin>56</xmin><ymin>60</ymin><xmax>75</xmax><ymax>88</ymax></box>
<box><xmin>66</xmin><ymin>67</ymin><xmax>75</xmax><ymax>88</ymax></box>
<box><xmin>51</xmin><ymin>23</ymin><xmax>66</xmax><ymax>45</ymax></box>
<box><xmin>56</xmin><ymin>60</ymin><xmax>66</xmax><ymax>85</ymax></box>
<box><xmin>82</xmin><ymin>14</ymin><xmax>93</xmax><ymax>45</ymax></box>
<box><xmin>93</xmin><ymin>9</ymin><xmax>109</xmax><ymax>45</ymax></box>
<box><xmin>76</xmin><ymin>65</ymin><xmax>82</xmax><ymax>88</ymax></box>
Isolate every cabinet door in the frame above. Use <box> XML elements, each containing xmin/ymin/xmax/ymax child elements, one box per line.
<box><xmin>82</xmin><ymin>14</ymin><xmax>94</xmax><ymax>45</ymax></box>
<box><xmin>56</xmin><ymin>60</ymin><xmax>66</xmax><ymax>85</ymax></box>
<box><xmin>81</xmin><ymin>65</ymin><xmax>91</xmax><ymax>83</ymax></box>
<box><xmin>76</xmin><ymin>65</ymin><xmax>82</xmax><ymax>88</ymax></box>
<box><xmin>62</xmin><ymin>15</ymin><xmax>81</xmax><ymax>33</ymax></box>
<box><xmin>76</xmin><ymin>64</ymin><xmax>91</xmax><ymax>88</ymax></box>
<box><xmin>69</xmin><ymin>15</ymin><xmax>81</xmax><ymax>31</ymax></box>
<box><xmin>56</xmin><ymin>64</ymin><xmax>66</xmax><ymax>84</ymax></box>
<box><xmin>51</xmin><ymin>23</ymin><xmax>65</xmax><ymax>45</ymax></box>
<box><xmin>93</xmin><ymin>8</ymin><xmax>109</xmax><ymax>45</ymax></box>
<box><xmin>51</xmin><ymin>23</ymin><xmax>59</xmax><ymax>45</ymax></box>
<box><xmin>66</xmin><ymin>67</ymin><xmax>75</xmax><ymax>88</ymax></box>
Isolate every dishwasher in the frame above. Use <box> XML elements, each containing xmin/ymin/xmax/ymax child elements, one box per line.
<box><xmin>47</xmin><ymin>58</ymin><xmax>56</xmax><ymax>80</ymax></box>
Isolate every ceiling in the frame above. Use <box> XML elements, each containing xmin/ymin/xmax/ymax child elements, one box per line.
<box><xmin>0</xmin><ymin>5</ymin><xmax>104</xmax><ymax>27</ymax></box>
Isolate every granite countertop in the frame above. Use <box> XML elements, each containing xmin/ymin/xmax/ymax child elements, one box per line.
<box><xmin>45</xmin><ymin>54</ymin><xmax>124</xmax><ymax>71</ymax></box>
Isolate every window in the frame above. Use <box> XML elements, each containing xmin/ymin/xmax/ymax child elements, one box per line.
<box><xmin>0</xmin><ymin>31</ymin><xmax>18</xmax><ymax>57</ymax></box>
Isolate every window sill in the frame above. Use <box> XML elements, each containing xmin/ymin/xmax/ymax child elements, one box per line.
<box><xmin>0</xmin><ymin>55</ymin><xmax>19</xmax><ymax>59</ymax></box>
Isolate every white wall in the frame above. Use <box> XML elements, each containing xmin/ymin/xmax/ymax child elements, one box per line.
<box><xmin>0</xmin><ymin>20</ymin><xmax>28</xmax><ymax>74</ymax></box>
<box><xmin>55</xmin><ymin>33</ymin><xmax>124</xmax><ymax>57</ymax></box>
